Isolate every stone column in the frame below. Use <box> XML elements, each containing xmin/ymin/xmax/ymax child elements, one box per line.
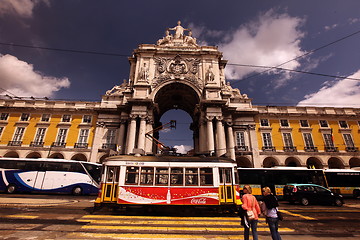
<box><xmin>137</xmin><ymin>116</ymin><xmax>147</xmax><ymax>153</ymax></box>
<box><xmin>206</xmin><ymin>117</ymin><xmax>215</xmax><ymax>155</ymax></box>
<box><xmin>199</xmin><ymin>121</ymin><xmax>206</xmax><ymax>153</ymax></box>
<box><xmin>227</xmin><ymin>123</ymin><xmax>236</xmax><ymax>160</ymax></box>
<box><xmin>145</xmin><ymin>120</ymin><xmax>153</xmax><ymax>154</ymax></box>
<box><xmin>248</xmin><ymin>124</ymin><xmax>261</xmax><ymax>167</ymax></box>
<box><xmin>117</xmin><ymin>120</ymin><xmax>126</xmax><ymax>154</ymax></box>
<box><xmin>216</xmin><ymin>117</ymin><xmax>226</xmax><ymax>157</ymax></box>
<box><xmin>89</xmin><ymin>121</ymin><xmax>105</xmax><ymax>162</ymax></box>
<box><xmin>126</xmin><ymin>115</ymin><xmax>137</xmax><ymax>155</ymax></box>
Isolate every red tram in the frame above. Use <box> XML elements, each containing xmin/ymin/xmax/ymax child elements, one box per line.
<box><xmin>95</xmin><ymin>155</ymin><xmax>241</xmax><ymax>211</ymax></box>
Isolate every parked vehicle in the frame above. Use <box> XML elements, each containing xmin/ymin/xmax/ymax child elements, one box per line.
<box><xmin>283</xmin><ymin>184</ymin><xmax>344</xmax><ymax>207</ymax></box>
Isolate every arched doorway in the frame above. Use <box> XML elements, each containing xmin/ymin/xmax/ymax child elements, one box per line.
<box><xmin>4</xmin><ymin>151</ymin><xmax>19</xmax><ymax>158</ymax></box>
<box><xmin>49</xmin><ymin>153</ymin><xmax>64</xmax><ymax>159</ymax></box>
<box><xmin>263</xmin><ymin>157</ymin><xmax>279</xmax><ymax>168</ymax></box>
<box><xmin>350</xmin><ymin>157</ymin><xmax>360</xmax><ymax>168</ymax></box>
<box><xmin>306</xmin><ymin>157</ymin><xmax>323</xmax><ymax>169</ymax></box>
<box><xmin>71</xmin><ymin>154</ymin><xmax>87</xmax><ymax>161</ymax></box>
<box><xmin>236</xmin><ymin>156</ymin><xmax>252</xmax><ymax>168</ymax></box>
<box><xmin>26</xmin><ymin>152</ymin><xmax>41</xmax><ymax>159</ymax></box>
<box><xmin>153</xmin><ymin>82</ymin><xmax>200</xmax><ymax>154</ymax></box>
<box><xmin>328</xmin><ymin>157</ymin><xmax>345</xmax><ymax>169</ymax></box>
<box><xmin>285</xmin><ymin>157</ymin><xmax>301</xmax><ymax>167</ymax></box>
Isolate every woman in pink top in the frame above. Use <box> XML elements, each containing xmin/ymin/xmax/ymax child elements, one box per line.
<box><xmin>241</xmin><ymin>185</ymin><xmax>261</xmax><ymax>240</ymax></box>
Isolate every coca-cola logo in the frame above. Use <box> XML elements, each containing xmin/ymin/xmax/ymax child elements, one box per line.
<box><xmin>190</xmin><ymin>198</ymin><xmax>207</xmax><ymax>204</ymax></box>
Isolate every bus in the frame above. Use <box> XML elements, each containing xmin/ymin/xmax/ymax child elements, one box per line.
<box><xmin>95</xmin><ymin>155</ymin><xmax>241</xmax><ymax>212</ymax></box>
<box><xmin>237</xmin><ymin>167</ymin><xmax>327</xmax><ymax>199</ymax></box>
<box><xmin>0</xmin><ymin>157</ymin><xmax>101</xmax><ymax>195</ymax></box>
<box><xmin>324</xmin><ymin>169</ymin><xmax>360</xmax><ymax>198</ymax></box>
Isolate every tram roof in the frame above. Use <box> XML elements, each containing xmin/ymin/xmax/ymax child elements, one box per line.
<box><xmin>104</xmin><ymin>155</ymin><xmax>236</xmax><ymax>163</ymax></box>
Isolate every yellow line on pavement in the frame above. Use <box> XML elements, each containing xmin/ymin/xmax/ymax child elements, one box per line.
<box><xmin>81</xmin><ymin>225</ymin><xmax>294</xmax><ymax>232</ymax></box>
<box><xmin>4</xmin><ymin>215</ymin><xmax>38</xmax><ymax>219</ymax></box>
<box><xmin>77</xmin><ymin>219</ymin><xmax>268</xmax><ymax>226</ymax></box>
<box><xmin>81</xmin><ymin>215</ymin><xmax>241</xmax><ymax>221</ymax></box>
<box><xmin>68</xmin><ymin>232</ymin><xmax>245</xmax><ymax>239</ymax></box>
<box><xmin>280</xmin><ymin>210</ymin><xmax>316</xmax><ymax>220</ymax></box>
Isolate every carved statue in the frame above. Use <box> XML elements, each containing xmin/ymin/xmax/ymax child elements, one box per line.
<box><xmin>106</xmin><ymin>79</ymin><xmax>129</xmax><ymax>95</ymax></box>
<box><xmin>168</xmin><ymin>20</ymin><xmax>189</xmax><ymax>39</ymax></box>
<box><xmin>184</xmin><ymin>30</ymin><xmax>197</xmax><ymax>46</ymax></box>
<box><xmin>205</xmin><ymin>65</ymin><xmax>215</xmax><ymax>82</ymax></box>
<box><xmin>138</xmin><ymin>63</ymin><xmax>149</xmax><ymax>82</ymax></box>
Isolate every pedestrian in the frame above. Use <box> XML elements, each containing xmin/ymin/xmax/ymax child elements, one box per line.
<box><xmin>241</xmin><ymin>185</ymin><xmax>261</xmax><ymax>240</ymax></box>
<box><xmin>261</xmin><ymin>187</ymin><xmax>282</xmax><ymax>240</ymax></box>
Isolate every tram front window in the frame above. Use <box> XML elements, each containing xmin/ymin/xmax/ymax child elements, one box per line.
<box><xmin>219</xmin><ymin>168</ymin><xmax>232</xmax><ymax>184</ymax></box>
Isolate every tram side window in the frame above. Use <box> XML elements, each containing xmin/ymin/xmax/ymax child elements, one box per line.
<box><xmin>185</xmin><ymin>168</ymin><xmax>198</xmax><ymax>186</ymax></box>
<box><xmin>170</xmin><ymin>168</ymin><xmax>183</xmax><ymax>185</ymax></box>
<box><xmin>125</xmin><ymin>167</ymin><xmax>139</xmax><ymax>185</ymax></box>
<box><xmin>200</xmin><ymin>168</ymin><xmax>213</xmax><ymax>186</ymax></box>
<box><xmin>155</xmin><ymin>168</ymin><xmax>169</xmax><ymax>185</ymax></box>
<box><xmin>140</xmin><ymin>167</ymin><xmax>154</xmax><ymax>185</ymax></box>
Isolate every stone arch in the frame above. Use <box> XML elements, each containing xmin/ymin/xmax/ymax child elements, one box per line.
<box><xmin>48</xmin><ymin>153</ymin><xmax>64</xmax><ymax>159</ymax></box>
<box><xmin>153</xmin><ymin>82</ymin><xmax>201</xmax><ymax>118</ymax></box>
<box><xmin>306</xmin><ymin>157</ymin><xmax>323</xmax><ymax>169</ymax></box>
<box><xmin>3</xmin><ymin>151</ymin><xmax>19</xmax><ymax>158</ymax></box>
<box><xmin>263</xmin><ymin>157</ymin><xmax>279</xmax><ymax>168</ymax></box>
<box><xmin>285</xmin><ymin>157</ymin><xmax>301</xmax><ymax>167</ymax></box>
<box><xmin>328</xmin><ymin>157</ymin><xmax>345</xmax><ymax>169</ymax></box>
<box><xmin>236</xmin><ymin>156</ymin><xmax>252</xmax><ymax>168</ymax></box>
<box><xmin>26</xmin><ymin>152</ymin><xmax>42</xmax><ymax>159</ymax></box>
<box><xmin>349</xmin><ymin>157</ymin><xmax>360</xmax><ymax>168</ymax></box>
<box><xmin>71</xmin><ymin>154</ymin><xmax>87</xmax><ymax>161</ymax></box>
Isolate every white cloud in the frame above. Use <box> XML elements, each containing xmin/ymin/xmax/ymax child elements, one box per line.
<box><xmin>0</xmin><ymin>0</ymin><xmax>49</xmax><ymax>18</ymax></box>
<box><xmin>324</xmin><ymin>23</ymin><xmax>339</xmax><ymax>31</ymax></box>
<box><xmin>297</xmin><ymin>70</ymin><xmax>360</xmax><ymax>107</ymax></box>
<box><xmin>174</xmin><ymin>145</ymin><xmax>193</xmax><ymax>154</ymax></box>
<box><xmin>218</xmin><ymin>10</ymin><xmax>305</xmax><ymax>87</ymax></box>
<box><xmin>0</xmin><ymin>54</ymin><xmax>70</xmax><ymax>98</ymax></box>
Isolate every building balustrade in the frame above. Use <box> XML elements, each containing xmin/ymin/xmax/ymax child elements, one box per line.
<box><xmin>284</xmin><ymin>146</ymin><xmax>297</xmax><ymax>152</ymax></box>
<box><xmin>345</xmin><ymin>147</ymin><xmax>358</xmax><ymax>152</ymax></box>
<box><xmin>8</xmin><ymin>141</ymin><xmax>22</xmax><ymax>146</ymax></box>
<box><xmin>325</xmin><ymin>146</ymin><xmax>339</xmax><ymax>152</ymax></box>
<box><xmin>30</xmin><ymin>141</ymin><xmax>44</xmax><ymax>147</ymax></box>
<box><xmin>74</xmin><ymin>143</ymin><xmax>88</xmax><ymax>148</ymax></box>
<box><xmin>304</xmin><ymin>146</ymin><xmax>318</xmax><ymax>152</ymax></box>
<box><xmin>102</xmin><ymin>143</ymin><xmax>117</xmax><ymax>150</ymax></box>
<box><xmin>51</xmin><ymin>142</ymin><xmax>66</xmax><ymax>148</ymax></box>
<box><xmin>262</xmin><ymin>146</ymin><xmax>276</xmax><ymax>151</ymax></box>
<box><xmin>236</xmin><ymin>145</ymin><xmax>249</xmax><ymax>152</ymax></box>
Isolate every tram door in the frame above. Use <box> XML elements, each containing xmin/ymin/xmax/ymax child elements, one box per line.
<box><xmin>102</xmin><ymin>166</ymin><xmax>120</xmax><ymax>202</ymax></box>
<box><xmin>219</xmin><ymin>168</ymin><xmax>235</xmax><ymax>204</ymax></box>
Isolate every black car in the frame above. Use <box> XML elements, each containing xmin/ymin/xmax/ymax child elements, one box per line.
<box><xmin>283</xmin><ymin>184</ymin><xmax>344</xmax><ymax>207</ymax></box>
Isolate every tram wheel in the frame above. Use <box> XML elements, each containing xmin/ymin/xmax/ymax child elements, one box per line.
<box><xmin>334</xmin><ymin>198</ymin><xmax>343</xmax><ymax>207</ymax></box>
<box><xmin>72</xmin><ymin>186</ymin><xmax>83</xmax><ymax>196</ymax></box>
<box><xmin>6</xmin><ymin>184</ymin><xmax>16</xmax><ymax>194</ymax></box>
<box><xmin>300</xmin><ymin>197</ymin><xmax>309</xmax><ymax>206</ymax></box>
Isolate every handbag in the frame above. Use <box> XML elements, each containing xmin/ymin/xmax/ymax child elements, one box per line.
<box><xmin>246</xmin><ymin>196</ymin><xmax>256</xmax><ymax>220</ymax></box>
<box><xmin>247</xmin><ymin>210</ymin><xmax>255</xmax><ymax>220</ymax></box>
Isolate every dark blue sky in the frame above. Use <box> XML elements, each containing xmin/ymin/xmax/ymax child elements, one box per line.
<box><xmin>1</xmin><ymin>0</ymin><xmax>359</xmax><ymax>150</ymax></box>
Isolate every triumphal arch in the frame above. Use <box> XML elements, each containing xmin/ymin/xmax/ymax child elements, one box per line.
<box><xmin>91</xmin><ymin>22</ymin><xmax>260</xmax><ymax>165</ymax></box>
